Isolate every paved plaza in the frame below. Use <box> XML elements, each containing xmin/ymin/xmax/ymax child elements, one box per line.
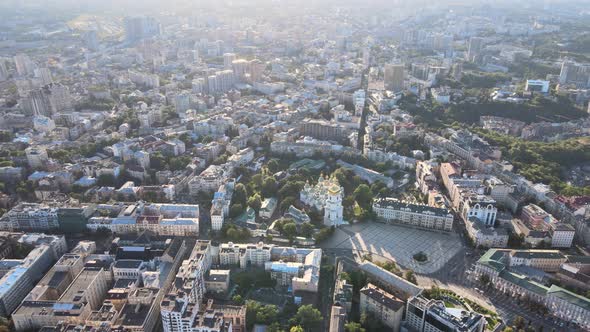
<box><xmin>324</xmin><ymin>222</ymin><xmax>464</xmax><ymax>274</ymax></box>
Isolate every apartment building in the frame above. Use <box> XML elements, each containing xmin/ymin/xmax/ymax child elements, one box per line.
<box><xmin>218</xmin><ymin>242</ymin><xmax>272</xmax><ymax>268</ymax></box>
<box><xmin>0</xmin><ymin>234</ymin><xmax>66</xmax><ymax>317</ymax></box>
<box><xmin>373</xmin><ymin>197</ymin><xmax>453</xmax><ymax>232</ymax></box>
<box><xmin>329</xmin><ymin>305</ymin><xmax>347</xmax><ymax>332</ymax></box>
<box><xmin>86</xmin><ymin>203</ymin><xmax>199</xmax><ymax>236</ymax></box>
<box><xmin>161</xmin><ymin>240</ymin><xmax>213</xmax><ymax>332</ymax></box>
<box><xmin>416</xmin><ymin>161</ymin><xmax>439</xmax><ymax>195</ymax></box>
<box><xmin>550</xmin><ymin>223</ymin><xmax>575</xmax><ymax>248</ymax></box>
<box><xmin>360</xmin><ymin>283</ymin><xmax>404</xmax><ymax>332</ymax></box>
<box><xmin>0</xmin><ymin>203</ymin><xmax>59</xmax><ymax>231</ymax></box>
<box><xmin>210</xmin><ymin>180</ymin><xmax>235</xmax><ymax>232</ymax></box>
<box><xmin>188</xmin><ymin>165</ymin><xmax>230</xmax><ymax>195</ymax></box>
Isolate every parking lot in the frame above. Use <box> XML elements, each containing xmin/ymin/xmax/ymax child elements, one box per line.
<box><xmin>323</xmin><ymin>222</ymin><xmax>464</xmax><ymax>274</ymax></box>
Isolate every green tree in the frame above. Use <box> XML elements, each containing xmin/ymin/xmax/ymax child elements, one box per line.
<box><xmin>251</xmin><ymin>174</ymin><xmax>264</xmax><ymax>190</ymax></box>
<box><xmin>282</xmin><ymin>222</ymin><xmax>298</xmax><ymax>238</ymax></box>
<box><xmin>232</xmin><ymin>294</ymin><xmax>244</xmax><ymax>305</ymax></box>
<box><xmin>314</xmin><ymin>226</ymin><xmax>335</xmax><ymax>243</ymax></box>
<box><xmin>479</xmin><ymin>274</ymin><xmax>490</xmax><ymax>286</ymax></box>
<box><xmin>248</xmin><ymin>194</ymin><xmax>263</xmax><ymax>212</ymax></box>
<box><xmin>233</xmin><ymin>183</ymin><xmax>248</xmax><ymax>207</ymax></box>
<box><xmin>268</xmin><ymin>322</ymin><xmax>285</xmax><ymax>332</ymax></box>
<box><xmin>97</xmin><ymin>173</ymin><xmax>116</xmax><ymax>187</ymax></box>
<box><xmin>0</xmin><ymin>131</ymin><xmax>13</xmax><ymax>142</ymax></box>
<box><xmin>279</xmin><ymin>181</ymin><xmax>305</xmax><ymax>198</ymax></box>
<box><xmin>246</xmin><ymin>301</ymin><xmax>279</xmax><ymax>329</ymax></box>
<box><xmin>290</xmin><ymin>326</ymin><xmax>304</xmax><ymax>332</ymax></box>
<box><xmin>353</xmin><ymin>184</ymin><xmax>373</xmax><ymax>209</ymax></box>
<box><xmin>513</xmin><ymin>316</ymin><xmax>525</xmax><ymax>329</ymax></box>
<box><xmin>262</xmin><ymin>176</ymin><xmax>279</xmax><ymax>198</ymax></box>
<box><xmin>150</xmin><ymin>152</ymin><xmax>167</xmax><ymax>171</ymax></box>
<box><xmin>256</xmin><ymin>304</ymin><xmax>279</xmax><ymax>325</ymax></box>
<box><xmin>267</xmin><ymin>159</ymin><xmax>280</xmax><ymax>173</ymax></box>
<box><xmin>405</xmin><ymin>270</ymin><xmax>417</xmax><ymax>285</ymax></box>
<box><xmin>225</xmin><ymin>224</ymin><xmax>246</xmax><ymax>241</ymax></box>
<box><xmin>169</xmin><ymin>156</ymin><xmax>191</xmax><ymax>171</ymax></box>
<box><xmin>345</xmin><ymin>322</ymin><xmax>366</xmax><ymax>332</ymax></box>
<box><xmin>229</xmin><ymin>204</ymin><xmax>245</xmax><ymax>218</ymax></box>
<box><xmin>290</xmin><ymin>305</ymin><xmax>322</xmax><ymax>331</ymax></box>
<box><xmin>49</xmin><ymin>149</ymin><xmax>72</xmax><ymax>163</ymax></box>
<box><xmin>280</xmin><ymin>197</ymin><xmax>297</xmax><ymax>213</ymax></box>
<box><xmin>300</xmin><ymin>223</ymin><xmax>314</xmax><ymax>238</ymax></box>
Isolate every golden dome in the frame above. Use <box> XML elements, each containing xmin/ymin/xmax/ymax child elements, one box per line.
<box><xmin>328</xmin><ymin>184</ymin><xmax>341</xmax><ymax>195</ymax></box>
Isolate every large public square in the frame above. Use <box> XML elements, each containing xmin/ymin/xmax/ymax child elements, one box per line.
<box><xmin>322</xmin><ymin>221</ymin><xmax>464</xmax><ymax>274</ymax></box>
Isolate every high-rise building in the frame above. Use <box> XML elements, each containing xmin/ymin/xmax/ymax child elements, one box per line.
<box><xmin>223</xmin><ymin>53</ymin><xmax>236</xmax><ymax>69</ymax></box>
<box><xmin>0</xmin><ymin>59</ymin><xmax>8</xmax><ymax>81</ymax></box>
<box><xmin>21</xmin><ymin>89</ymin><xmax>51</xmax><ymax>116</ymax></box>
<box><xmin>192</xmin><ymin>78</ymin><xmax>205</xmax><ymax>94</ymax></box>
<box><xmin>466</xmin><ymin>37</ymin><xmax>484</xmax><ymax>62</ymax></box>
<box><xmin>384</xmin><ymin>63</ymin><xmax>405</xmax><ymax>92</ymax></box>
<box><xmin>34</xmin><ymin>68</ymin><xmax>53</xmax><ymax>86</ymax></box>
<box><xmin>14</xmin><ymin>54</ymin><xmax>36</xmax><ymax>77</ymax></box>
<box><xmin>84</xmin><ymin>29</ymin><xmax>100</xmax><ymax>51</ymax></box>
<box><xmin>362</xmin><ymin>47</ymin><xmax>370</xmax><ymax>69</ymax></box>
<box><xmin>207</xmin><ymin>70</ymin><xmax>235</xmax><ymax>94</ymax></box>
<box><xmin>231</xmin><ymin>59</ymin><xmax>249</xmax><ymax>82</ymax></box>
<box><xmin>124</xmin><ymin>16</ymin><xmax>161</xmax><ymax>43</ymax></box>
<box><xmin>23</xmin><ymin>83</ymin><xmax>72</xmax><ymax>116</ymax></box>
<box><xmin>174</xmin><ymin>92</ymin><xmax>191</xmax><ymax>117</ymax></box>
<box><xmin>559</xmin><ymin>60</ymin><xmax>590</xmax><ymax>88</ymax></box>
<box><xmin>452</xmin><ymin>62</ymin><xmax>463</xmax><ymax>81</ymax></box>
<box><xmin>191</xmin><ymin>49</ymin><xmax>200</xmax><ymax>63</ymax></box>
<box><xmin>411</xmin><ymin>63</ymin><xmax>429</xmax><ymax>81</ymax></box>
<box><xmin>248</xmin><ymin>59</ymin><xmax>265</xmax><ymax>83</ymax></box>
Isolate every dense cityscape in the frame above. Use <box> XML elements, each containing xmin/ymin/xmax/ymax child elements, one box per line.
<box><xmin>0</xmin><ymin>0</ymin><xmax>589</xmax><ymax>331</ymax></box>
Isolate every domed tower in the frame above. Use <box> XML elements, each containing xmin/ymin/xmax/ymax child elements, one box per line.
<box><xmin>324</xmin><ymin>181</ymin><xmax>343</xmax><ymax>227</ymax></box>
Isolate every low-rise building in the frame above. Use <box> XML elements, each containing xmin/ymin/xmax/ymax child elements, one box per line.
<box><xmin>205</xmin><ymin>270</ymin><xmax>230</xmax><ymax>294</ymax></box>
<box><xmin>259</xmin><ymin>197</ymin><xmax>278</xmax><ymax>219</ymax></box>
<box><xmin>474</xmin><ymin>248</ymin><xmax>590</xmax><ymax>329</ymax></box>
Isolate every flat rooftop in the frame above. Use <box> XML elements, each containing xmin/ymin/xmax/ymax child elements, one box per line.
<box><xmin>59</xmin><ymin>268</ymin><xmax>103</xmax><ymax>303</ymax></box>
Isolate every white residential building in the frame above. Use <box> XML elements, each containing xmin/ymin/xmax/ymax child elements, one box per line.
<box><xmin>373</xmin><ymin>197</ymin><xmax>453</xmax><ymax>232</ymax></box>
<box><xmin>218</xmin><ymin>242</ymin><xmax>272</xmax><ymax>268</ymax></box>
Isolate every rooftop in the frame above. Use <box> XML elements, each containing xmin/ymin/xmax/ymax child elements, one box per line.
<box><xmin>361</xmin><ymin>283</ymin><xmax>404</xmax><ymax>311</ymax></box>
<box><xmin>373</xmin><ymin>197</ymin><xmax>452</xmax><ymax>218</ymax></box>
